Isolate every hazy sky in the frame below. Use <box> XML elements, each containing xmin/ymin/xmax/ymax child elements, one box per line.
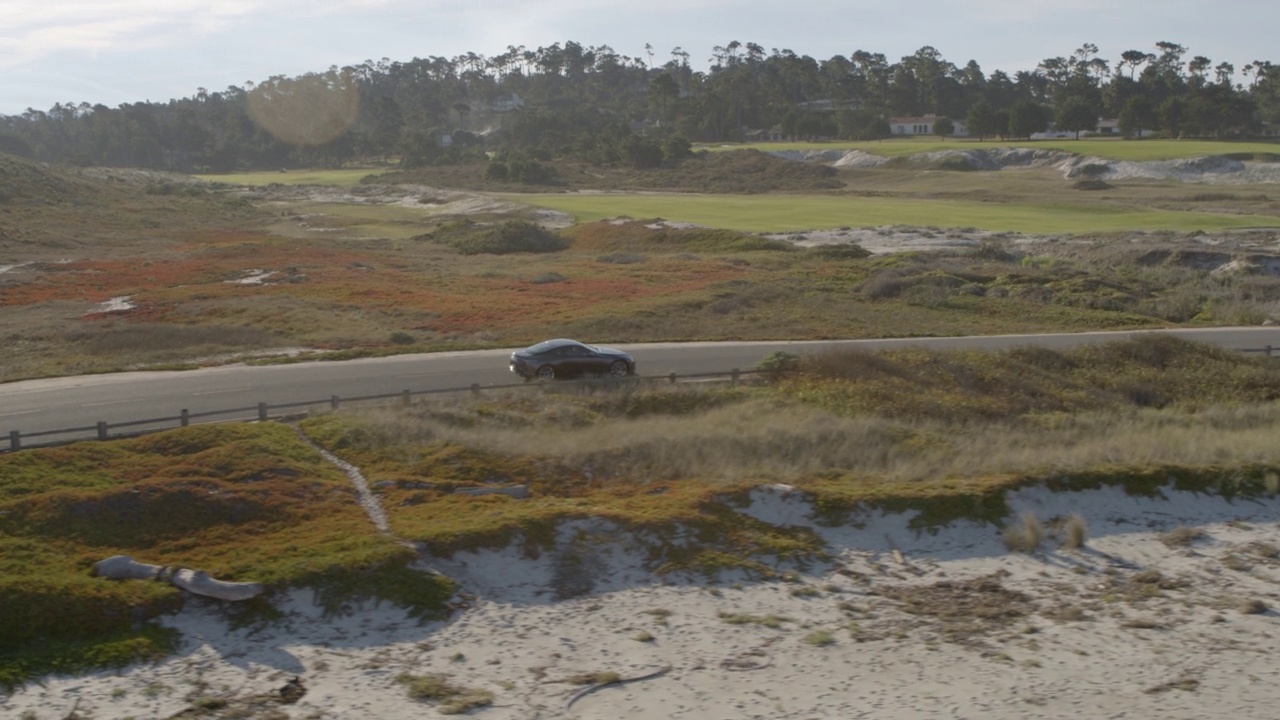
<box><xmin>2</xmin><ymin>0</ymin><xmax>1276</xmax><ymax>115</ymax></box>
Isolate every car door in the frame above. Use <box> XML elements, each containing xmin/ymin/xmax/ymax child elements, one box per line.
<box><xmin>562</xmin><ymin>344</ymin><xmax>596</xmax><ymax>375</ymax></box>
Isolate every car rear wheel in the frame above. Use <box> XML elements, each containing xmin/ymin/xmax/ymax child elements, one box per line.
<box><xmin>609</xmin><ymin>360</ymin><xmax>630</xmax><ymax>378</ymax></box>
<box><xmin>536</xmin><ymin>365</ymin><xmax>556</xmax><ymax>381</ymax></box>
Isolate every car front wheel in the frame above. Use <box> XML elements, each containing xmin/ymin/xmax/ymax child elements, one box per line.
<box><xmin>536</xmin><ymin>365</ymin><xmax>556</xmax><ymax>381</ymax></box>
<box><xmin>609</xmin><ymin>360</ymin><xmax>630</xmax><ymax>378</ymax></box>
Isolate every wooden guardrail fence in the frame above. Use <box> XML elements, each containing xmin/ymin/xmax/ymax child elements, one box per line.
<box><xmin>3</xmin><ymin>367</ymin><xmax>765</xmax><ymax>452</ymax></box>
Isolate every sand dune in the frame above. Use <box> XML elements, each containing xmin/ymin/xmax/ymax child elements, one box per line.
<box><xmin>4</xmin><ymin>484</ymin><xmax>1279</xmax><ymax>719</ymax></box>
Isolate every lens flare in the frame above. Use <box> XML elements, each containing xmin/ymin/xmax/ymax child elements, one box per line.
<box><xmin>247</xmin><ymin>71</ymin><xmax>359</xmax><ymax>146</ymax></box>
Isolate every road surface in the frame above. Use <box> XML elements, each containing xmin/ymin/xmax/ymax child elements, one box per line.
<box><xmin>1</xmin><ymin>327</ymin><xmax>1276</xmax><ymax>449</ymax></box>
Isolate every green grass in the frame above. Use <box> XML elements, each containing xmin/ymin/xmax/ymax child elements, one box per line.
<box><xmin>511</xmin><ymin>192</ymin><xmax>1280</xmax><ymax>234</ymax></box>
<box><xmin>717</xmin><ymin>138</ymin><xmax>1280</xmax><ymax>162</ymax></box>
<box><xmin>262</xmin><ymin>201</ymin><xmax>450</xmax><ymax>240</ymax></box>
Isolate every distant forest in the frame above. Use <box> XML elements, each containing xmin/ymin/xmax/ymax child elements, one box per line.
<box><xmin>1</xmin><ymin>40</ymin><xmax>1277</xmax><ymax>174</ymax></box>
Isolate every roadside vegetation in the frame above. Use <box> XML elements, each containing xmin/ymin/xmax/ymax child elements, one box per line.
<box><xmin>3</xmin><ymin>335</ymin><xmax>1278</xmax><ymax>689</ymax></box>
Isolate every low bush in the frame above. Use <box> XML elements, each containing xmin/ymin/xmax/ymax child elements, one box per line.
<box><xmin>807</xmin><ymin>244</ymin><xmax>872</xmax><ymax>260</ymax></box>
<box><xmin>529</xmin><ymin>272</ymin><xmax>567</xmax><ymax>284</ymax></box>
<box><xmin>756</xmin><ymin>351</ymin><xmax>802</xmax><ymax>378</ymax></box>
<box><xmin>425</xmin><ymin>219</ymin><xmax>568</xmax><ymax>255</ymax></box>
<box><xmin>565</xmin><ymin>219</ymin><xmax>794</xmax><ymax>253</ymax></box>
<box><xmin>1073</xmin><ymin>179</ymin><xmax>1113</xmax><ymax>191</ymax></box>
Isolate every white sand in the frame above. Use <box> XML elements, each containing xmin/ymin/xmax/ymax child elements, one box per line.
<box><xmin>4</xmin><ymin>484</ymin><xmax>1279</xmax><ymax>719</ymax></box>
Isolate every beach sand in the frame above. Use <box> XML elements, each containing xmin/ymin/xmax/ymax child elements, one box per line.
<box><xmin>4</xmin><ymin>484</ymin><xmax>1279</xmax><ymax>719</ymax></box>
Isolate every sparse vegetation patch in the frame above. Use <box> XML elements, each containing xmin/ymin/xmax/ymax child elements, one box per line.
<box><xmin>396</xmin><ymin>673</ymin><xmax>494</xmax><ymax>714</ymax></box>
<box><xmin>873</xmin><ymin>575</ymin><xmax>1035</xmax><ymax>643</ymax></box>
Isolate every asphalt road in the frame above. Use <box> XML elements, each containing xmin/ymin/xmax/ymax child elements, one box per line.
<box><xmin>2</xmin><ymin>327</ymin><xmax>1276</xmax><ymax>449</ymax></box>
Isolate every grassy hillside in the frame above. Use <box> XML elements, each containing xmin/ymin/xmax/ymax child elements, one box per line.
<box><xmin>0</xmin><ymin>154</ymin><xmax>262</xmax><ymax>260</ymax></box>
<box><xmin>0</xmin><ymin>423</ymin><xmax>452</xmax><ymax>691</ymax></box>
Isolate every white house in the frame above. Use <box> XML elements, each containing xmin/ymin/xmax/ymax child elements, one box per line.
<box><xmin>888</xmin><ymin>114</ymin><xmax>968</xmax><ymax>137</ymax></box>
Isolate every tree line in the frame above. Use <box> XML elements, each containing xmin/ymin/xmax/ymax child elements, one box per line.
<box><xmin>1</xmin><ymin>40</ymin><xmax>1277</xmax><ymax>174</ymax></box>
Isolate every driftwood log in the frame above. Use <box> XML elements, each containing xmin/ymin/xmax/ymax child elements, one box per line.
<box><xmin>563</xmin><ymin>666</ymin><xmax>671</xmax><ymax>712</ymax></box>
<box><xmin>92</xmin><ymin>555</ymin><xmax>264</xmax><ymax>601</ymax></box>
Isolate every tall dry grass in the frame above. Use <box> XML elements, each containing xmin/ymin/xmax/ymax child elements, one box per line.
<box><xmin>330</xmin><ymin>388</ymin><xmax>1280</xmax><ymax>484</ymax></box>
<box><xmin>1002</xmin><ymin>512</ymin><xmax>1045</xmax><ymax>552</ymax></box>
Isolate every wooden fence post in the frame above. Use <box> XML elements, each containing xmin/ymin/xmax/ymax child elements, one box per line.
<box><xmin>180</xmin><ymin>409</ymin><xmax>190</xmax><ymax>427</ymax></box>
<box><xmin>97</xmin><ymin>421</ymin><xmax>108</xmax><ymax>440</ymax></box>
<box><xmin>258</xmin><ymin>403</ymin><xmax>268</xmax><ymax>421</ymax></box>
<box><xmin>8</xmin><ymin>430</ymin><xmax>18</xmax><ymax>451</ymax></box>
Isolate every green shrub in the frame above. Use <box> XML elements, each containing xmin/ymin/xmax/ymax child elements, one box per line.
<box><xmin>428</xmin><ymin>220</ymin><xmax>568</xmax><ymax>255</ymax></box>
<box><xmin>663</xmin><ymin>135</ymin><xmax>694</xmax><ymax>161</ymax></box>
<box><xmin>808</xmin><ymin>244</ymin><xmax>872</xmax><ymax>260</ymax></box>
<box><xmin>485</xmin><ymin>162</ymin><xmax>509</xmax><ymax>180</ymax></box>
<box><xmin>756</xmin><ymin>351</ymin><xmax>802</xmax><ymax>378</ymax></box>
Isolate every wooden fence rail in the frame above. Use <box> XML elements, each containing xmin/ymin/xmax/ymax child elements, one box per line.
<box><xmin>3</xmin><ymin>368</ymin><xmax>768</xmax><ymax>453</ymax></box>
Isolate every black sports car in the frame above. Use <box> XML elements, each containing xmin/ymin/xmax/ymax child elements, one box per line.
<box><xmin>509</xmin><ymin>339</ymin><xmax>637</xmax><ymax>381</ymax></box>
